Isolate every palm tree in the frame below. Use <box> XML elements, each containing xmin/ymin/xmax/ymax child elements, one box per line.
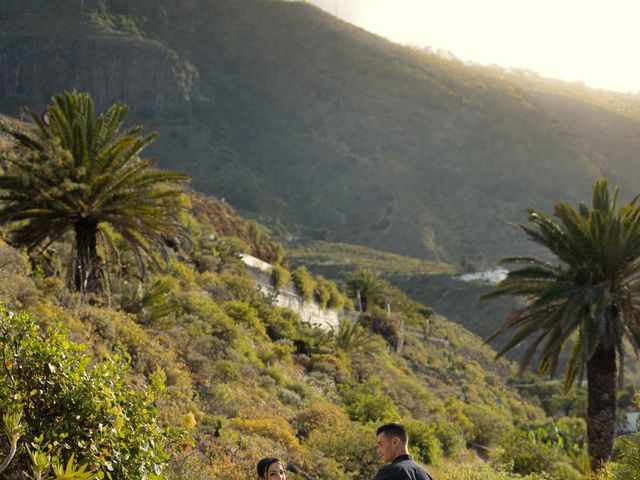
<box><xmin>346</xmin><ymin>268</ymin><xmax>389</xmax><ymax>313</ymax></box>
<box><xmin>0</xmin><ymin>91</ymin><xmax>190</xmax><ymax>293</ymax></box>
<box><xmin>334</xmin><ymin>317</ymin><xmax>372</xmax><ymax>352</ymax></box>
<box><xmin>483</xmin><ymin>179</ymin><xmax>640</xmax><ymax>470</ymax></box>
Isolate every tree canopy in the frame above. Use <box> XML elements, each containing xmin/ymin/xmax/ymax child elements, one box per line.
<box><xmin>0</xmin><ymin>91</ymin><xmax>190</xmax><ymax>293</ymax></box>
<box><xmin>483</xmin><ymin>179</ymin><xmax>640</xmax><ymax>469</ymax></box>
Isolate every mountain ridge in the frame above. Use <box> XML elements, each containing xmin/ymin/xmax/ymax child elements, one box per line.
<box><xmin>2</xmin><ymin>0</ymin><xmax>640</xmax><ymax>265</ymax></box>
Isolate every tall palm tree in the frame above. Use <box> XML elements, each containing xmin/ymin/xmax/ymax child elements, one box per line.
<box><xmin>483</xmin><ymin>179</ymin><xmax>640</xmax><ymax>470</ymax></box>
<box><xmin>0</xmin><ymin>91</ymin><xmax>190</xmax><ymax>293</ymax></box>
<box><xmin>346</xmin><ymin>268</ymin><xmax>389</xmax><ymax>313</ymax></box>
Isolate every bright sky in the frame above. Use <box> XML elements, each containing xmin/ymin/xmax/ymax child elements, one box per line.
<box><xmin>306</xmin><ymin>0</ymin><xmax>640</xmax><ymax>93</ymax></box>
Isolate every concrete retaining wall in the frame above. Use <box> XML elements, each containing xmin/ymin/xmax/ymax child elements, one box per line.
<box><xmin>241</xmin><ymin>254</ymin><xmax>354</xmax><ymax>331</ymax></box>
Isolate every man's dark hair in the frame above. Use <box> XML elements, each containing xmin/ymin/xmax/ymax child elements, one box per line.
<box><xmin>376</xmin><ymin>422</ymin><xmax>408</xmax><ymax>444</ymax></box>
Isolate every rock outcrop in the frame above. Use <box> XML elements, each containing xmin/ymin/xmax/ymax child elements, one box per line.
<box><xmin>0</xmin><ymin>2</ymin><xmax>199</xmax><ymax>118</ymax></box>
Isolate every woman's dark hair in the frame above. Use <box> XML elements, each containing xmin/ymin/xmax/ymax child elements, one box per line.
<box><xmin>257</xmin><ymin>457</ymin><xmax>281</xmax><ymax>477</ymax></box>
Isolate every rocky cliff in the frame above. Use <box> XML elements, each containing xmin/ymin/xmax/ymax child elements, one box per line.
<box><xmin>0</xmin><ymin>1</ymin><xmax>199</xmax><ymax>118</ymax></box>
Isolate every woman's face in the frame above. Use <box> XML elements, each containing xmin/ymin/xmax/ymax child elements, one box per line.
<box><xmin>264</xmin><ymin>462</ymin><xmax>286</xmax><ymax>480</ymax></box>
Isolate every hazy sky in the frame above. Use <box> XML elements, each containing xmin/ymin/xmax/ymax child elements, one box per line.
<box><xmin>306</xmin><ymin>0</ymin><xmax>640</xmax><ymax>93</ymax></box>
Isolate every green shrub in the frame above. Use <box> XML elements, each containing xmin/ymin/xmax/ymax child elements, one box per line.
<box><xmin>604</xmin><ymin>393</ymin><xmax>640</xmax><ymax>478</ymax></box>
<box><xmin>220</xmin><ymin>273</ymin><xmax>264</xmax><ymax>303</ymax></box>
<box><xmin>463</xmin><ymin>403</ymin><xmax>512</xmax><ymax>448</ymax></box>
<box><xmin>314</xmin><ymin>277</ymin><xmax>332</xmax><ymax>309</ymax></box>
<box><xmin>327</xmin><ymin>280</ymin><xmax>348</xmax><ymax>310</ymax></box>
<box><xmin>264</xmin><ymin>340</ymin><xmax>296</xmax><ymax>363</ymax></box>
<box><xmin>601</xmin><ymin>431</ymin><xmax>640</xmax><ymax>479</ymax></box>
<box><xmin>548</xmin><ymin>461</ymin><xmax>583</xmax><ymax>480</ymax></box>
<box><xmin>364</xmin><ymin>313</ymin><xmax>404</xmax><ymax>350</ymax></box>
<box><xmin>286</xmin><ymin>380</ymin><xmax>312</xmax><ymax>400</ymax></box>
<box><xmin>434</xmin><ymin>420</ymin><xmax>465</xmax><ymax>458</ymax></box>
<box><xmin>307</xmin><ymin>422</ymin><xmax>381</xmax><ymax>479</ymax></box>
<box><xmin>0</xmin><ymin>308</ymin><xmax>183</xmax><ymax>478</ymax></box>
<box><xmin>231</xmin><ymin>415</ymin><xmax>299</xmax><ymax>450</ymax></box>
<box><xmin>544</xmin><ymin>417</ymin><xmax>587</xmax><ymax>455</ymax></box>
<box><xmin>292</xmin><ymin>266</ymin><xmax>315</xmax><ymax>301</ymax></box>
<box><xmin>406</xmin><ymin>419</ymin><xmax>442</xmax><ymax>465</ymax></box>
<box><xmin>223</xmin><ymin>300</ymin><xmax>267</xmax><ymax>337</ymax></box>
<box><xmin>212</xmin><ymin>359</ymin><xmax>242</xmax><ymax>382</ymax></box>
<box><xmin>258</xmin><ymin>306</ymin><xmax>299</xmax><ymax>341</ymax></box>
<box><xmin>195</xmin><ymin>271</ymin><xmax>227</xmax><ymax>299</ymax></box>
<box><xmin>494</xmin><ymin>419</ymin><xmax>587</xmax><ymax>478</ymax></box>
<box><xmin>217</xmin><ymin>236</ymin><xmax>250</xmax><ymax>261</ymax></box>
<box><xmin>278</xmin><ymin>388</ymin><xmax>304</xmax><ymax>407</ymax></box>
<box><xmin>495</xmin><ymin>430</ymin><xmax>560</xmax><ymax>475</ymax></box>
<box><xmin>270</xmin><ymin>265</ymin><xmax>290</xmax><ymax>292</ymax></box>
<box><xmin>340</xmin><ymin>377</ymin><xmax>400</xmax><ymax>423</ymax></box>
<box><xmin>442</xmin><ymin>397</ymin><xmax>474</xmax><ymax>438</ymax></box>
<box><xmin>169</xmin><ymin>425</ymin><xmax>274</xmax><ymax>480</ymax></box>
<box><xmin>264</xmin><ymin>366</ymin><xmax>286</xmax><ymax>386</ymax></box>
<box><xmin>294</xmin><ymin>401</ymin><xmax>350</xmax><ymax>438</ymax></box>
<box><xmin>309</xmin><ymin>353</ymin><xmax>351</xmax><ymax>383</ymax></box>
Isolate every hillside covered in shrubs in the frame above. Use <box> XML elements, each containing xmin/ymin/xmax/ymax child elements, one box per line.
<box><xmin>1</xmin><ymin>98</ymin><xmax>639</xmax><ymax>479</ymax></box>
<box><xmin>0</xmin><ymin>174</ymin><xmax>613</xmax><ymax>479</ymax></box>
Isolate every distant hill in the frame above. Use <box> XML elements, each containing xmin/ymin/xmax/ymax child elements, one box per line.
<box><xmin>2</xmin><ymin>0</ymin><xmax>640</xmax><ymax>264</ymax></box>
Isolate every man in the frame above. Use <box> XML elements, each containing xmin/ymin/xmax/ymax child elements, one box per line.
<box><xmin>374</xmin><ymin>422</ymin><xmax>434</xmax><ymax>480</ymax></box>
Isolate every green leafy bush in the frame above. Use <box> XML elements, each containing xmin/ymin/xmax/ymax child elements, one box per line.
<box><xmin>599</xmin><ymin>435</ymin><xmax>640</xmax><ymax>480</ymax></box>
<box><xmin>220</xmin><ymin>273</ymin><xmax>264</xmax><ymax>303</ymax></box>
<box><xmin>270</xmin><ymin>265</ymin><xmax>290</xmax><ymax>292</ymax></box>
<box><xmin>309</xmin><ymin>353</ymin><xmax>351</xmax><ymax>383</ymax></box>
<box><xmin>307</xmin><ymin>422</ymin><xmax>381</xmax><ymax>479</ymax></box>
<box><xmin>0</xmin><ymin>308</ymin><xmax>182</xmax><ymax>478</ymax></box>
<box><xmin>278</xmin><ymin>387</ymin><xmax>304</xmax><ymax>407</ymax></box>
<box><xmin>340</xmin><ymin>377</ymin><xmax>400</xmax><ymax>423</ymax></box>
<box><xmin>223</xmin><ymin>300</ymin><xmax>267</xmax><ymax>337</ymax></box>
<box><xmin>294</xmin><ymin>401</ymin><xmax>350</xmax><ymax>438</ymax></box>
<box><xmin>434</xmin><ymin>420</ymin><xmax>466</xmax><ymax>458</ymax></box>
<box><xmin>231</xmin><ymin>415</ymin><xmax>299</xmax><ymax>450</ymax></box>
<box><xmin>406</xmin><ymin>419</ymin><xmax>442</xmax><ymax>465</ymax></box>
<box><xmin>463</xmin><ymin>403</ymin><xmax>512</xmax><ymax>448</ymax></box>
<box><xmin>494</xmin><ymin>418</ymin><xmax>587</xmax><ymax>478</ymax></box>
<box><xmin>257</xmin><ymin>305</ymin><xmax>299</xmax><ymax>341</ymax></box>
<box><xmin>364</xmin><ymin>313</ymin><xmax>404</xmax><ymax>350</ymax></box>
<box><xmin>216</xmin><ymin>236</ymin><xmax>250</xmax><ymax>263</ymax></box>
<box><xmin>292</xmin><ymin>266</ymin><xmax>315</xmax><ymax>301</ymax></box>
<box><xmin>314</xmin><ymin>276</ymin><xmax>332</xmax><ymax>309</ymax></box>
<box><xmin>495</xmin><ymin>430</ymin><xmax>562</xmax><ymax>475</ymax></box>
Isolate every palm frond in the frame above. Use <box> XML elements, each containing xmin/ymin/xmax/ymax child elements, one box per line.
<box><xmin>0</xmin><ymin>91</ymin><xmax>191</xmax><ymax>293</ymax></box>
<box><xmin>483</xmin><ymin>179</ymin><xmax>640</xmax><ymax>391</ymax></box>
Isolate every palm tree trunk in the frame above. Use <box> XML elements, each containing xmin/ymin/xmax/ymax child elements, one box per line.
<box><xmin>74</xmin><ymin>219</ymin><xmax>100</xmax><ymax>293</ymax></box>
<box><xmin>586</xmin><ymin>341</ymin><xmax>617</xmax><ymax>470</ymax></box>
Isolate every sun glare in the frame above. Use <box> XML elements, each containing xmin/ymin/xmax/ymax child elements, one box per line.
<box><xmin>307</xmin><ymin>0</ymin><xmax>640</xmax><ymax>93</ymax></box>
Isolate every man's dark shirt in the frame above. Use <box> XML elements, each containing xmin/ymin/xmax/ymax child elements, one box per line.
<box><xmin>373</xmin><ymin>454</ymin><xmax>434</xmax><ymax>480</ymax></box>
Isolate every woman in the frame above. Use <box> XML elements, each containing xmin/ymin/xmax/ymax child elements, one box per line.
<box><xmin>256</xmin><ymin>457</ymin><xmax>287</xmax><ymax>480</ymax></box>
